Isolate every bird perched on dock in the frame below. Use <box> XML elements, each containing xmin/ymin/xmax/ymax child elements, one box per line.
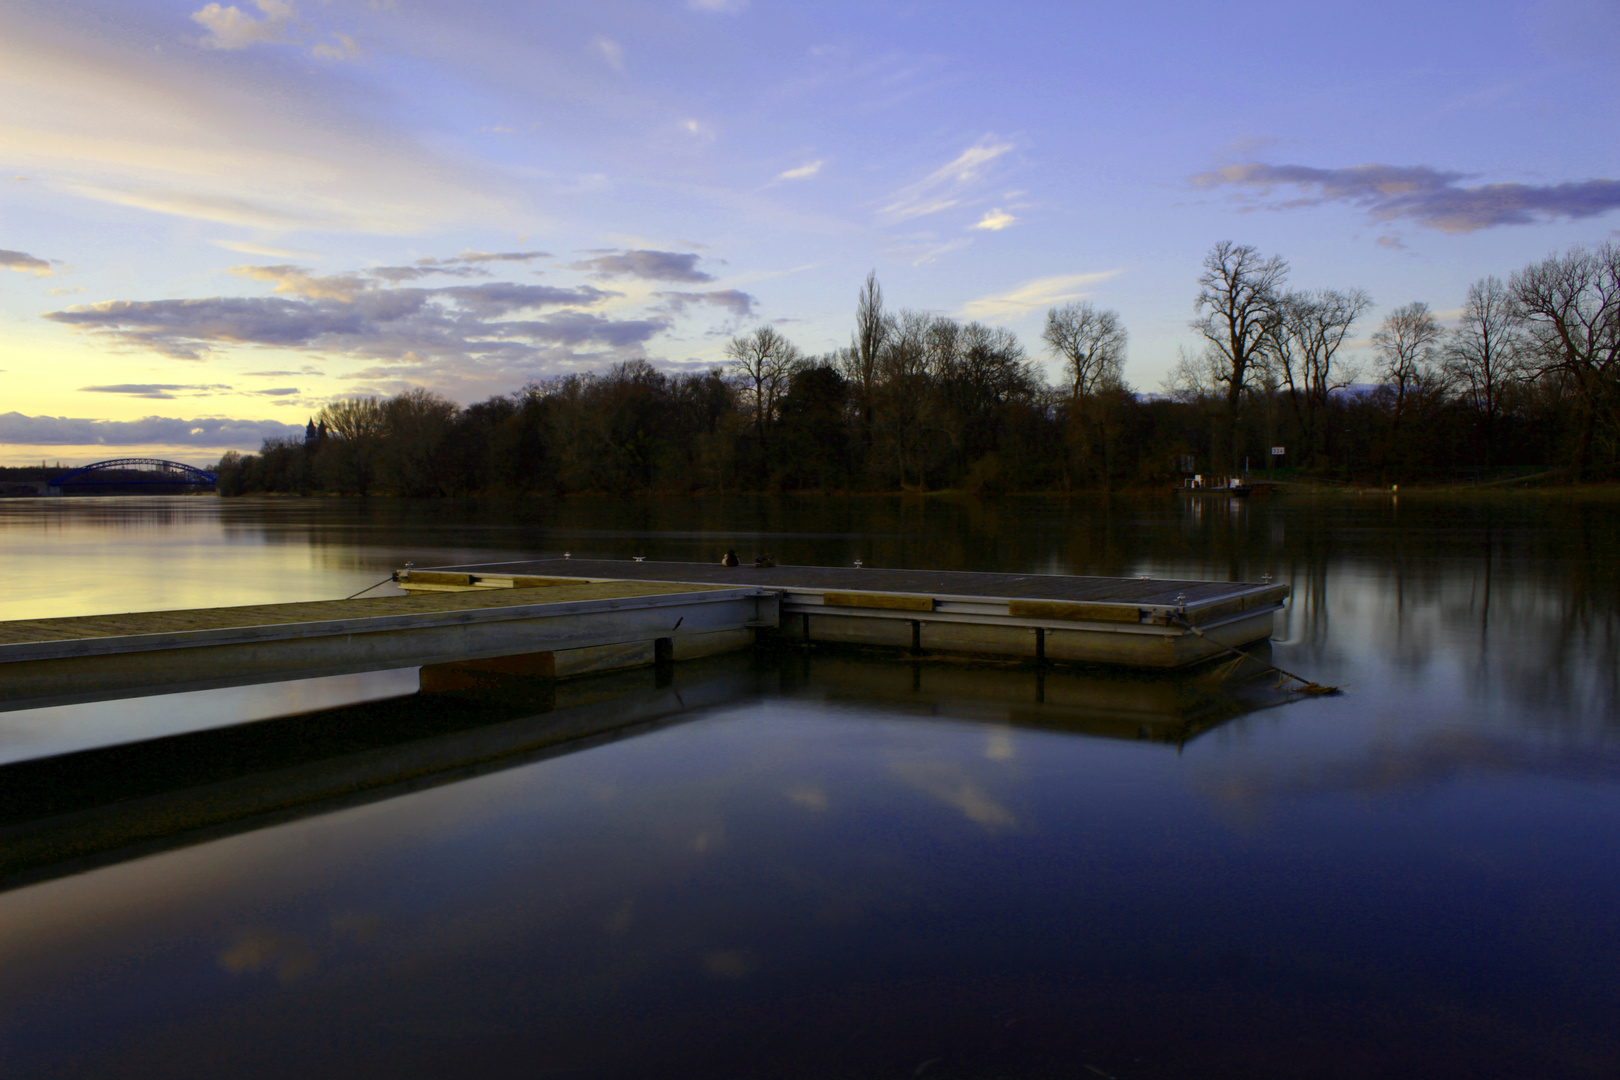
<box><xmin>754</xmin><ymin>555</ymin><xmax>776</xmax><ymax>568</ymax></box>
<box><xmin>721</xmin><ymin>549</ymin><xmax>739</xmax><ymax>567</ymax></box>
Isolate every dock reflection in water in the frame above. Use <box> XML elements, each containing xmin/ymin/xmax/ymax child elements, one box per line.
<box><xmin>3</xmin><ymin>650</ymin><xmax>1610</xmax><ymax>1079</ymax></box>
<box><xmin>0</xmin><ymin>652</ymin><xmax>1275</xmax><ymax>895</ymax></box>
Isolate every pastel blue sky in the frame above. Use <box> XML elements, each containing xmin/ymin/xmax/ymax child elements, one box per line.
<box><xmin>2</xmin><ymin>0</ymin><xmax>1617</xmax><ymax>462</ymax></box>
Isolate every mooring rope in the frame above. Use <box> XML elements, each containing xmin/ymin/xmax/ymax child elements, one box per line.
<box><xmin>343</xmin><ymin>573</ymin><xmax>399</xmax><ymax>601</ymax></box>
<box><xmin>1170</xmin><ymin>614</ymin><xmax>1341</xmax><ymax>696</ymax></box>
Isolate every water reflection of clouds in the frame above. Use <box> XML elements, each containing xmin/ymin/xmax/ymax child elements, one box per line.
<box><xmin>218</xmin><ymin>928</ymin><xmax>320</xmax><ymax>985</ymax></box>
<box><xmin>890</xmin><ymin>760</ymin><xmax>1018</xmax><ymax>829</ymax></box>
<box><xmin>784</xmin><ymin>784</ymin><xmax>829</xmax><ymax>811</ymax></box>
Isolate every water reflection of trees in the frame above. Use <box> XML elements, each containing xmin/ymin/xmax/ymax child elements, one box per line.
<box><xmin>1265</xmin><ymin>498</ymin><xmax>1618</xmax><ymax>724</ymax></box>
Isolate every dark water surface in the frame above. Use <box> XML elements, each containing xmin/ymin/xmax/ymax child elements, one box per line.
<box><xmin>0</xmin><ymin>494</ymin><xmax>1616</xmax><ymax>1078</ymax></box>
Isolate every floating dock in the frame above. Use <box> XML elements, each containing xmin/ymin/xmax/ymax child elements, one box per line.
<box><xmin>0</xmin><ymin>560</ymin><xmax>1286</xmax><ymax>710</ymax></box>
<box><xmin>406</xmin><ymin>559</ymin><xmax>1287</xmax><ymax>668</ymax></box>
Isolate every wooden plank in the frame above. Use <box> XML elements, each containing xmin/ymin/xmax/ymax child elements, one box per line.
<box><xmin>1009</xmin><ymin>599</ymin><xmax>1141</xmax><ymax>623</ymax></box>
<box><xmin>434</xmin><ymin>559</ymin><xmax>1284</xmax><ymax>612</ymax></box>
<box><xmin>510</xmin><ymin>576</ymin><xmax>590</xmax><ymax>588</ymax></box>
<box><xmin>0</xmin><ymin>581</ymin><xmax>731</xmax><ymax>647</ymax></box>
<box><xmin>823</xmin><ymin>591</ymin><xmax>934</xmax><ymax>612</ymax></box>
<box><xmin>404</xmin><ymin>571</ymin><xmax>476</xmax><ymax>587</ymax></box>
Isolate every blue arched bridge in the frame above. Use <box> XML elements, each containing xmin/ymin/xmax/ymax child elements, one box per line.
<box><xmin>48</xmin><ymin>458</ymin><xmax>218</xmax><ymax>488</ymax></box>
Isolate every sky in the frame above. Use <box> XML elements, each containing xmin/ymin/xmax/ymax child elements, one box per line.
<box><xmin>2</xmin><ymin>0</ymin><xmax>1617</xmax><ymax>465</ymax></box>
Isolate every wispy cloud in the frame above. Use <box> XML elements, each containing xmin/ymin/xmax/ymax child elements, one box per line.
<box><xmin>774</xmin><ymin>160</ymin><xmax>823</xmax><ymax>182</ymax></box>
<box><xmin>432</xmin><ymin>250</ymin><xmax>552</xmax><ymax>266</ymax></box>
<box><xmin>80</xmin><ymin>383</ymin><xmax>233</xmax><ymax>399</ymax></box>
<box><xmin>688</xmin><ymin>0</ymin><xmax>749</xmax><ymax>12</ymax></box>
<box><xmin>971</xmin><ymin>208</ymin><xmax>1016</xmax><ymax>231</ymax></box>
<box><xmin>1189</xmin><ymin>161</ymin><xmax>1620</xmax><ymax>233</ymax></box>
<box><xmin>0</xmin><ymin>411</ymin><xmax>304</xmax><ymax>449</ymax></box>
<box><xmin>363</xmin><ymin>251</ymin><xmax>552</xmax><ymax>282</ymax></box>
<box><xmin>2</xmin><ymin>249</ymin><xmax>56</xmax><ymax>276</ymax></box>
<box><xmin>212</xmin><ymin>240</ymin><xmax>322</xmax><ymax>259</ymax></box>
<box><xmin>365</xmin><ymin>264</ymin><xmax>489</xmax><ymax>283</ymax></box>
<box><xmin>590</xmin><ymin>35</ymin><xmax>625</xmax><ymax>72</ymax></box>
<box><xmin>570</xmin><ymin>249</ymin><xmax>714</xmax><ymax>282</ymax></box>
<box><xmin>879</xmin><ymin>135</ymin><xmax>1015</xmax><ymax>224</ymax></box>
<box><xmin>909</xmin><ymin>237</ymin><xmax>972</xmax><ymax>267</ymax></box>
<box><xmin>2</xmin><ymin>23</ymin><xmax>507</xmax><ymax>234</ymax></box>
<box><xmin>959</xmin><ymin>271</ymin><xmax>1122</xmax><ymax>322</ymax></box>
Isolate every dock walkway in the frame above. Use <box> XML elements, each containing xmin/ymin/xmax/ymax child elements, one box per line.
<box><xmin>0</xmin><ymin>580</ymin><xmax>772</xmax><ymax>710</ymax></box>
<box><xmin>410</xmin><ymin>559</ymin><xmax>1289</xmax><ymax>670</ymax></box>
<box><xmin>0</xmin><ymin>560</ymin><xmax>1288</xmax><ymax>711</ymax></box>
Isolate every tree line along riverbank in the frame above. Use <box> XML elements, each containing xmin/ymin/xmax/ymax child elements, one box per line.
<box><xmin>215</xmin><ymin>240</ymin><xmax>1619</xmax><ymax>498</ymax></box>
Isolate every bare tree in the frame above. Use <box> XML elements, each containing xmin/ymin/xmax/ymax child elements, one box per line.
<box><xmin>1193</xmin><ymin>241</ymin><xmax>1288</xmax><ymax>471</ymax></box>
<box><xmin>1510</xmin><ymin>242</ymin><xmax>1620</xmax><ymax>480</ymax></box>
<box><xmin>1372</xmin><ymin>302</ymin><xmax>1444</xmax><ymax>451</ymax></box>
<box><xmin>1267</xmin><ymin>288</ymin><xmax>1371</xmax><ymax>466</ymax></box>
<box><xmin>1043</xmin><ymin>302</ymin><xmax>1126</xmax><ymax>401</ymax></box>
<box><xmin>1164</xmin><ymin>346</ymin><xmax>1220</xmax><ymax>400</ymax></box>
<box><xmin>1443</xmin><ymin>276</ymin><xmax>1524</xmax><ymax>466</ymax></box>
<box><xmin>847</xmin><ymin>271</ymin><xmax>890</xmax><ymax>452</ymax></box>
<box><xmin>316</xmin><ymin>396</ymin><xmax>385</xmax><ymax>440</ymax></box>
<box><xmin>1043</xmin><ymin>301</ymin><xmax>1126</xmax><ymax>485</ymax></box>
<box><xmin>726</xmin><ymin>324</ymin><xmax>804</xmax><ymax>457</ymax></box>
<box><xmin>314</xmin><ymin>396</ymin><xmax>386</xmax><ymax>495</ymax></box>
<box><xmin>873</xmin><ymin>310</ymin><xmax>940</xmax><ymax>490</ymax></box>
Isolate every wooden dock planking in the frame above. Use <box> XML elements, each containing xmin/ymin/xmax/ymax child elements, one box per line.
<box><xmin>408</xmin><ymin>559</ymin><xmax>1289</xmax><ymax>626</ymax></box>
<box><xmin>412</xmin><ymin>558</ymin><xmax>1272</xmax><ymax>609</ymax></box>
<box><xmin>0</xmin><ymin>580</ymin><xmax>714</xmax><ymax>649</ymax></box>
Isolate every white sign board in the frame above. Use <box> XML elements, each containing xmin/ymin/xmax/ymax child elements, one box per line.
<box><xmin>1270</xmin><ymin>446</ymin><xmax>1286</xmax><ymax>455</ymax></box>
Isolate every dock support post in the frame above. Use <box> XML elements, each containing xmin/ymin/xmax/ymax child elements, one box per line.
<box><xmin>802</xmin><ymin>612</ymin><xmax>811</xmax><ymax>641</ymax></box>
<box><xmin>910</xmin><ymin>620</ymin><xmax>921</xmax><ymax>655</ymax></box>
<box><xmin>1035</xmin><ymin>627</ymin><xmax>1046</xmax><ymax>665</ymax></box>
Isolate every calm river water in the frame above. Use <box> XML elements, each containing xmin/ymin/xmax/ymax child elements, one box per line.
<box><xmin>0</xmin><ymin>494</ymin><xmax>1616</xmax><ymax>1078</ymax></box>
